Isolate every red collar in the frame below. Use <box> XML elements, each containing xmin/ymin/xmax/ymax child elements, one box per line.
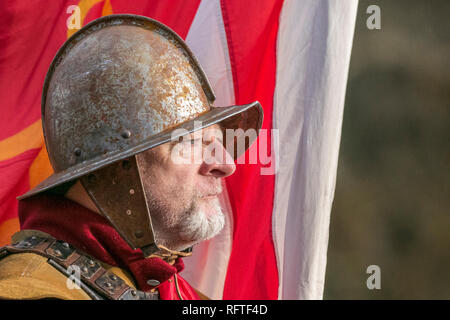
<box><xmin>18</xmin><ymin>193</ymin><xmax>184</xmax><ymax>293</ymax></box>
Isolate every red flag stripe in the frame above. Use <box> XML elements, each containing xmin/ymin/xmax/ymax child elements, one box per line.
<box><xmin>0</xmin><ymin>149</ymin><xmax>40</xmax><ymax>225</ymax></box>
<box><xmin>107</xmin><ymin>0</ymin><xmax>201</xmax><ymax>40</ymax></box>
<box><xmin>0</xmin><ymin>1</ymin><xmax>69</xmax><ymax>140</ymax></box>
<box><xmin>221</xmin><ymin>0</ymin><xmax>283</xmax><ymax>299</ymax></box>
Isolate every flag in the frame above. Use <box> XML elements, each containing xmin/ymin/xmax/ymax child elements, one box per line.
<box><xmin>0</xmin><ymin>0</ymin><xmax>358</xmax><ymax>299</ymax></box>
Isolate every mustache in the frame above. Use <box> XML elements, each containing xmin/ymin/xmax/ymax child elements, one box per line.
<box><xmin>197</xmin><ymin>184</ymin><xmax>223</xmax><ymax>198</ymax></box>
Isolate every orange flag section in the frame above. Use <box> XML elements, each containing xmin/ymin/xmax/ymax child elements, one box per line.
<box><xmin>102</xmin><ymin>0</ymin><xmax>113</xmax><ymax>17</ymax></box>
<box><xmin>0</xmin><ymin>119</ymin><xmax>54</xmax><ymax>189</ymax></box>
<box><xmin>67</xmin><ymin>0</ymin><xmax>103</xmax><ymax>39</ymax></box>
<box><xmin>29</xmin><ymin>145</ymin><xmax>53</xmax><ymax>190</ymax></box>
<box><xmin>67</xmin><ymin>0</ymin><xmax>113</xmax><ymax>38</ymax></box>
<box><xmin>0</xmin><ymin>218</ymin><xmax>20</xmax><ymax>246</ymax></box>
<box><xmin>0</xmin><ymin>120</ymin><xmax>43</xmax><ymax>162</ymax></box>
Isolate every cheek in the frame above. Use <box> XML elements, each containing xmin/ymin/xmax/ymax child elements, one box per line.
<box><xmin>167</xmin><ymin>163</ymin><xmax>201</xmax><ymax>188</ymax></box>
<box><xmin>138</xmin><ymin>151</ymin><xmax>201</xmax><ymax>205</ymax></box>
<box><xmin>151</xmin><ymin>167</ymin><xmax>198</xmax><ymax>203</ymax></box>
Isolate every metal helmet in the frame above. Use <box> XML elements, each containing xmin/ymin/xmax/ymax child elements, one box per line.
<box><xmin>19</xmin><ymin>15</ymin><xmax>263</xmax><ymax>256</ymax></box>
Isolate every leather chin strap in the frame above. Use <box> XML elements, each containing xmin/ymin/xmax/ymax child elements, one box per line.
<box><xmin>148</xmin><ymin>245</ymin><xmax>193</xmax><ymax>265</ymax></box>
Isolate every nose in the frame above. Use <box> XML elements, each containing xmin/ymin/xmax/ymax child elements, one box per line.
<box><xmin>199</xmin><ymin>138</ymin><xmax>236</xmax><ymax>178</ymax></box>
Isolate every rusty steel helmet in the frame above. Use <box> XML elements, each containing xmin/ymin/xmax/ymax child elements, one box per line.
<box><xmin>18</xmin><ymin>15</ymin><xmax>262</xmax><ymax>256</ymax></box>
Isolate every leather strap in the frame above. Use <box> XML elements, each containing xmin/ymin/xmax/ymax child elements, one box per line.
<box><xmin>0</xmin><ymin>236</ymin><xmax>159</xmax><ymax>300</ymax></box>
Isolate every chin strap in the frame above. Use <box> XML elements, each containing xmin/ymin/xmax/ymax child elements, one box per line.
<box><xmin>148</xmin><ymin>245</ymin><xmax>193</xmax><ymax>265</ymax></box>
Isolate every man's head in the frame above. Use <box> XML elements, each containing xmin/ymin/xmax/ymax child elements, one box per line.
<box><xmin>22</xmin><ymin>15</ymin><xmax>262</xmax><ymax>256</ymax></box>
<box><xmin>135</xmin><ymin>124</ymin><xmax>235</xmax><ymax>251</ymax></box>
<box><xmin>66</xmin><ymin>124</ymin><xmax>235</xmax><ymax>251</ymax></box>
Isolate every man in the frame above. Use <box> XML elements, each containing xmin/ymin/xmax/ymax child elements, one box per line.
<box><xmin>0</xmin><ymin>14</ymin><xmax>262</xmax><ymax>300</ymax></box>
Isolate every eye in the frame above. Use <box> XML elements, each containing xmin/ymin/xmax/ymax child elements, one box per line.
<box><xmin>182</xmin><ymin>138</ymin><xmax>201</xmax><ymax>146</ymax></box>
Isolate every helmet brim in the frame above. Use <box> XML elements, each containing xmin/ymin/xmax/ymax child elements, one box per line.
<box><xmin>18</xmin><ymin>101</ymin><xmax>263</xmax><ymax>200</ymax></box>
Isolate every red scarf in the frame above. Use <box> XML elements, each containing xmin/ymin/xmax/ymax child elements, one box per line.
<box><xmin>19</xmin><ymin>193</ymin><xmax>200</xmax><ymax>300</ymax></box>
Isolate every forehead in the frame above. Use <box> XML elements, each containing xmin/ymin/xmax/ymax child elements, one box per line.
<box><xmin>139</xmin><ymin>123</ymin><xmax>223</xmax><ymax>156</ymax></box>
<box><xmin>182</xmin><ymin>123</ymin><xmax>223</xmax><ymax>139</ymax></box>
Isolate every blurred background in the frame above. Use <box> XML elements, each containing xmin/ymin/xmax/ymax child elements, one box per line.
<box><xmin>325</xmin><ymin>0</ymin><xmax>449</xmax><ymax>299</ymax></box>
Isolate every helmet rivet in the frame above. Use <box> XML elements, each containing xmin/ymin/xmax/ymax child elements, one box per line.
<box><xmin>129</xmin><ymin>189</ymin><xmax>135</xmax><ymax>195</ymax></box>
<box><xmin>74</xmin><ymin>148</ymin><xmax>81</xmax><ymax>156</ymax></box>
<box><xmin>134</xmin><ymin>230</ymin><xmax>144</xmax><ymax>239</ymax></box>
<box><xmin>126</xmin><ymin>209</ymin><xmax>132</xmax><ymax>216</ymax></box>
<box><xmin>121</xmin><ymin>130</ymin><xmax>131</xmax><ymax>139</ymax></box>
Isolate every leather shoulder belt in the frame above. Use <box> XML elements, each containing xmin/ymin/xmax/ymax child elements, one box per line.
<box><xmin>0</xmin><ymin>236</ymin><xmax>158</xmax><ymax>300</ymax></box>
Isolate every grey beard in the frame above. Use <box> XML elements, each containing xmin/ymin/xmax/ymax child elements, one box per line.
<box><xmin>150</xmin><ymin>197</ymin><xmax>225</xmax><ymax>251</ymax></box>
<box><xmin>178</xmin><ymin>198</ymin><xmax>225</xmax><ymax>243</ymax></box>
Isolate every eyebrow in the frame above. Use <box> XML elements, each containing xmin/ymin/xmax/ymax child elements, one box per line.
<box><xmin>177</xmin><ymin>131</ymin><xmax>224</xmax><ymax>143</ymax></box>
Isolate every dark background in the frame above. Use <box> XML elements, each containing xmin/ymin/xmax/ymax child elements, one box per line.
<box><xmin>325</xmin><ymin>0</ymin><xmax>449</xmax><ymax>299</ymax></box>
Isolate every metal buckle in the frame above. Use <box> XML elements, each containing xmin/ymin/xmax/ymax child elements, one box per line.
<box><xmin>72</xmin><ymin>255</ymin><xmax>101</xmax><ymax>279</ymax></box>
<box><xmin>45</xmin><ymin>240</ymin><xmax>75</xmax><ymax>261</ymax></box>
<box><xmin>13</xmin><ymin>236</ymin><xmax>45</xmax><ymax>249</ymax></box>
<box><xmin>95</xmin><ymin>271</ymin><xmax>126</xmax><ymax>295</ymax></box>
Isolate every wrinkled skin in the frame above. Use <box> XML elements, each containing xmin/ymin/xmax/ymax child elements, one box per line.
<box><xmin>136</xmin><ymin>124</ymin><xmax>236</xmax><ymax>251</ymax></box>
